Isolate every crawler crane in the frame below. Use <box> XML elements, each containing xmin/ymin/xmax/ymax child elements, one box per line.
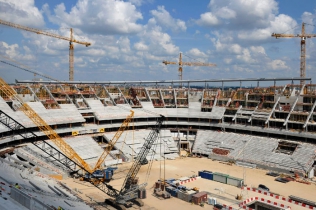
<box><xmin>0</xmin><ymin>77</ymin><xmax>165</xmax><ymax>209</ymax></box>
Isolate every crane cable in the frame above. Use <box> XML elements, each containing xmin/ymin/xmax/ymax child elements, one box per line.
<box><xmin>0</xmin><ymin>55</ymin><xmax>59</xmax><ymax>81</ymax></box>
<box><xmin>182</xmin><ymin>53</ymin><xmax>208</xmax><ymax>64</ymax></box>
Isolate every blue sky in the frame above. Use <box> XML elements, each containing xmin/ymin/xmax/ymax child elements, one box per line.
<box><xmin>0</xmin><ymin>0</ymin><xmax>316</xmax><ymax>86</ymax></box>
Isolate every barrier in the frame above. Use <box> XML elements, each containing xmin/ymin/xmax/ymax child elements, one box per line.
<box><xmin>241</xmin><ymin>187</ymin><xmax>316</xmax><ymax>210</ymax></box>
<box><xmin>179</xmin><ymin>176</ymin><xmax>201</xmax><ymax>185</ymax></box>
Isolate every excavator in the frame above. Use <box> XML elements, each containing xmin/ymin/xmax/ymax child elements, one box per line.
<box><xmin>0</xmin><ymin>77</ymin><xmax>165</xmax><ymax>210</ymax></box>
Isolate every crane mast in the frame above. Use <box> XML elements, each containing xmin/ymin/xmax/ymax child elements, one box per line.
<box><xmin>0</xmin><ymin>18</ymin><xmax>91</xmax><ymax>81</ymax></box>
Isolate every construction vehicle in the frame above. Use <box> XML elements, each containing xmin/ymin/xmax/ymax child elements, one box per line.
<box><xmin>84</xmin><ymin>167</ymin><xmax>118</xmax><ymax>185</ymax></box>
<box><xmin>0</xmin><ymin>18</ymin><xmax>91</xmax><ymax>81</ymax></box>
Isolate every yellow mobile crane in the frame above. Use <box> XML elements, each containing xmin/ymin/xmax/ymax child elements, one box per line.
<box><xmin>0</xmin><ymin>19</ymin><xmax>91</xmax><ymax>81</ymax></box>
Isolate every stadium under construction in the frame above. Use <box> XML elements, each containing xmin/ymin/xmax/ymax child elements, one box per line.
<box><xmin>0</xmin><ymin>77</ymin><xmax>316</xmax><ymax>210</ymax></box>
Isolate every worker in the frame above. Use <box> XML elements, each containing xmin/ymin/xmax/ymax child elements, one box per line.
<box><xmin>14</xmin><ymin>183</ymin><xmax>20</xmax><ymax>189</ymax></box>
<box><xmin>57</xmin><ymin>206</ymin><xmax>63</xmax><ymax>210</ymax></box>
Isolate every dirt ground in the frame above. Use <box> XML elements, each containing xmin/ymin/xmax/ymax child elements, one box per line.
<box><xmin>62</xmin><ymin>157</ymin><xmax>316</xmax><ymax>210</ymax></box>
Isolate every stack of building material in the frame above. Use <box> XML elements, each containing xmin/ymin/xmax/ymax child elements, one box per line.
<box><xmin>177</xmin><ymin>190</ymin><xmax>196</xmax><ymax>202</ymax></box>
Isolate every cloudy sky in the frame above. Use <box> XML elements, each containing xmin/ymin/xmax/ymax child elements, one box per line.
<box><xmin>0</xmin><ymin>0</ymin><xmax>316</xmax><ymax>85</ymax></box>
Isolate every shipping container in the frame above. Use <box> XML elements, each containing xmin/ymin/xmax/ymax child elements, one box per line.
<box><xmin>198</xmin><ymin>171</ymin><xmax>205</xmax><ymax>178</ymax></box>
<box><xmin>205</xmin><ymin>171</ymin><xmax>213</xmax><ymax>180</ymax></box>
<box><xmin>198</xmin><ymin>170</ymin><xmax>213</xmax><ymax>179</ymax></box>
<box><xmin>213</xmin><ymin>172</ymin><xmax>229</xmax><ymax>184</ymax></box>
<box><xmin>226</xmin><ymin>176</ymin><xmax>243</xmax><ymax>187</ymax></box>
<box><xmin>192</xmin><ymin>191</ymin><xmax>208</xmax><ymax>205</ymax></box>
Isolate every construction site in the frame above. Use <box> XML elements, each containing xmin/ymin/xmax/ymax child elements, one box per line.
<box><xmin>0</xmin><ymin>18</ymin><xmax>316</xmax><ymax>210</ymax></box>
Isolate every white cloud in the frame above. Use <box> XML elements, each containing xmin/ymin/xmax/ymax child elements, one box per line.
<box><xmin>134</xmin><ymin>42</ymin><xmax>149</xmax><ymax>51</ymax></box>
<box><xmin>150</xmin><ymin>6</ymin><xmax>186</xmax><ymax>32</ymax></box>
<box><xmin>0</xmin><ymin>0</ymin><xmax>45</xmax><ymax>27</ymax></box>
<box><xmin>196</xmin><ymin>12</ymin><xmax>220</xmax><ymax>26</ymax></box>
<box><xmin>43</xmin><ymin>0</ymin><xmax>143</xmax><ymax>35</ymax></box>
<box><xmin>0</xmin><ymin>42</ymin><xmax>36</xmax><ymax>61</ymax></box>
<box><xmin>236</xmin><ymin>49</ymin><xmax>255</xmax><ymax>64</ymax></box>
<box><xmin>268</xmin><ymin>59</ymin><xmax>289</xmax><ymax>70</ymax></box>
<box><xmin>206</xmin><ymin>0</ymin><xmax>278</xmax><ymax>29</ymax></box>
<box><xmin>250</xmin><ymin>46</ymin><xmax>266</xmax><ymax>55</ymax></box>
<box><xmin>139</xmin><ymin>21</ymin><xmax>179</xmax><ymax>56</ymax></box>
<box><xmin>224</xmin><ymin>58</ymin><xmax>232</xmax><ymax>64</ymax></box>
<box><xmin>229</xmin><ymin>44</ymin><xmax>242</xmax><ymax>54</ymax></box>
<box><xmin>187</xmin><ymin>48</ymin><xmax>207</xmax><ymax>58</ymax></box>
<box><xmin>197</xmin><ymin>0</ymin><xmax>297</xmax><ymax>43</ymax></box>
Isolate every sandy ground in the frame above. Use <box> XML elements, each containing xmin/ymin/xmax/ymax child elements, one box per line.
<box><xmin>62</xmin><ymin>157</ymin><xmax>316</xmax><ymax>210</ymax></box>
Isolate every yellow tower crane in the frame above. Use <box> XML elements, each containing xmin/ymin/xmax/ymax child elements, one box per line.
<box><xmin>0</xmin><ymin>19</ymin><xmax>91</xmax><ymax>81</ymax></box>
<box><xmin>272</xmin><ymin>23</ymin><xmax>316</xmax><ymax>86</ymax></box>
<box><xmin>162</xmin><ymin>52</ymin><xmax>216</xmax><ymax>87</ymax></box>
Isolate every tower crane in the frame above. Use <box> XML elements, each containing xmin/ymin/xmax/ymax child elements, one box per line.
<box><xmin>0</xmin><ymin>18</ymin><xmax>91</xmax><ymax>81</ymax></box>
<box><xmin>272</xmin><ymin>23</ymin><xmax>316</xmax><ymax>86</ymax></box>
<box><xmin>162</xmin><ymin>52</ymin><xmax>216</xmax><ymax>87</ymax></box>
